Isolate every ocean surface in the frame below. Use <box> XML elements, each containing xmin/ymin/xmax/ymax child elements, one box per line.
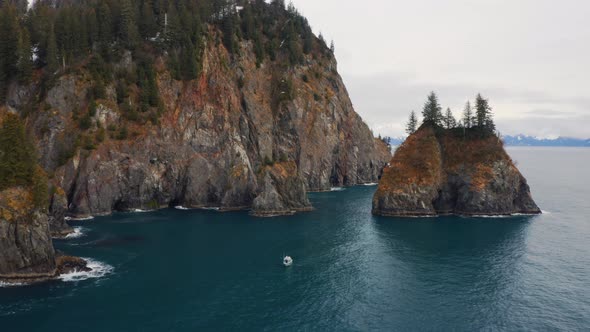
<box><xmin>1</xmin><ymin>147</ymin><xmax>589</xmax><ymax>331</ymax></box>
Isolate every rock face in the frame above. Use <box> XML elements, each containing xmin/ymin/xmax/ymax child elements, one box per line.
<box><xmin>21</xmin><ymin>35</ymin><xmax>389</xmax><ymax>217</ymax></box>
<box><xmin>48</xmin><ymin>187</ymin><xmax>74</xmax><ymax>238</ymax></box>
<box><xmin>0</xmin><ymin>188</ymin><xmax>56</xmax><ymax>282</ymax></box>
<box><xmin>252</xmin><ymin>162</ymin><xmax>313</xmax><ymax>216</ymax></box>
<box><xmin>372</xmin><ymin>126</ymin><xmax>541</xmax><ymax>217</ymax></box>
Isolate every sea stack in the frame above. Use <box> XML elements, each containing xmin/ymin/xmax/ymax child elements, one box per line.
<box><xmin>372</xmin><ymin>125</ymin><xmax>541</xmax><ymax>217</ymax></box>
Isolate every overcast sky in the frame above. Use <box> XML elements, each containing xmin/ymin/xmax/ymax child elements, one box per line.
<box><xmin>290</xmin><ymin>0</ymin><xmax>590</xmax><ymax>138</ymax></box>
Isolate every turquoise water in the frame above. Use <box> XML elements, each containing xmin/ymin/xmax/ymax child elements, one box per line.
<box><xmin>1</xmin><ymin>147</ymin><xmax>589</xmax><ymax>331</ymax></box>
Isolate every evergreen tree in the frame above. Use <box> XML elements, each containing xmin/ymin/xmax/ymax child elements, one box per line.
<box><xmin>139</xmin><ymin>1</ymin><xmax>158</xmax><ymax>40</ymax></box>
<box><xmin>118</xmin><ymin>0</ymin><xmax>138</xmax><ymax>48</ymax></box>
<box><xmin>0</xmin><ymin>113</ymin><xmax>35</xmax><ymax>190</ymax></box>
<box><xmin>475</xmin><ymin>94</ymin><xmax>488</xmax><ymax>127</ymax></box>
<box><xmin>241</xmin><ymin>4</ymin><xmax>255</xmax><ymax>40</ymax></box>
<box><xmin>271</xmin><ymin>0</ymin><xmax>286</xmax><ymax>9</ymax></box>
<box><xmin>165</xmin><ymin>2</ymin><xmax>183</xmax><ymax>47</ymax></box>
<box><xmin>406</xmin><ymin>110</ymin><xmax>418</xmax><ymax>135</ymax></box>
<box><xmin>86</xmin><ymin>9</ymin><xmax>99</xmax><ymax>47</ymax></box>
<box><xmin>422</xmin><ymin>92</ymin><xmax>443</xmax><ymax>126</ymax></box>
<box><xmin>302</xmin><ymin>26</ymin><xmax>313</xmax><ymax>54</ymax></box>
<box><xmin>180</xmin><ymin>35</ymin><xmax>198</xmax><ymax>80</ymax></box>
<box><xmin>443</xmin><ymin>107</ymin><xmax>457</xmax><ymax>129</ymax></box>
<box><xmin>31</xmin><ymin>165</ymin><xmax>48</xmax><ymax>210</ymax></box>
<box><xmin>222</xmin><ymin>13</ymin><xmax>236</xmax><ymax>54</ymax></box>
<box><xmin>474</xmin><ymin>93</ymin><xmax>495</xmax><ymax>132</ymax></box>
<box><xmin>318</xmin><ymin>32</ymin><xmax>326</xmax><ymax>48</ymax></box>
<box><xmin>462</xmin><ymin>101</ymin><xmax>474</xmax><ymax>128</ymax></box>
<box><xmin>97</xmin><ymin>2</ymin><xmax>113</xmax><ymax>46</ymax></box>
<box><xmin>17</xmin><ymin>27</ymin><xmax>33</xmax><ymax>84</ymax></box>
<box><xmin>254</xmin><ymin>33</ymin><xmax>264</xmax><ymax>67</ymax></box>
<box><xmin>0</xmin><ymin>4</ymin><xmax>20</xmax><ymax>98</ymax></box>
<box><xmin>46</xmin><ymin>25</ymin><xmax>59</xmax><ymax>74</ymax></box>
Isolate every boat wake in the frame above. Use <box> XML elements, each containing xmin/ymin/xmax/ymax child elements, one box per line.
<box><xmin>58</xmin><ymin>258</ymin><xmax>114</xmax><ymax>282</ymax></box>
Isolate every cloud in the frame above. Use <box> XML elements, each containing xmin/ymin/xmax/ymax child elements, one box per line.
<box><xmin>291</xmin><ymin>0</ymin><xmax>590</xmax><ymax>139</ymax></box>
<box><xmin>343</xmin><ymin>72</ymin><xmax>590</xmax><ymax>138</ymax></box>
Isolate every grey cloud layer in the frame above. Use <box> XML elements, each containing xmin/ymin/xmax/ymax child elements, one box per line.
<box><xmin>292</xmin><ymin>0</ymin><xmax>590</xmax><ymax>138</ymax></box>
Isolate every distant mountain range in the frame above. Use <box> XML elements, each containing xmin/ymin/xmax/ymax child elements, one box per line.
<box><xmin>501</xmin><ymin>135</ymin><xmax>590</xmax><ymax>147</ymax></box>
<box><xmin>384</xmin><ymin>135</ymin><xmax>590</xmax><ymax>147</ymax></box>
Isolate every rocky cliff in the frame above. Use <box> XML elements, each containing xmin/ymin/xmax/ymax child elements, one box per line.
<box><xmin>0</xmin><ymin>187</ymin><xmax>56</xmax><ymax>282</ymax></box>
<box><xmin>372</xmin><ymin>126</ymin><xmax>541</xmax><ymax>217</ymax></box>
<box><xmin>0</xmin><ymin>187</ymin><xmax>91</xmax><ymax>284</ymax></box>
<box><xmin>7</xmin><ymin>32</ymin><xmax>389</xmax><ymax>218</ymax></box>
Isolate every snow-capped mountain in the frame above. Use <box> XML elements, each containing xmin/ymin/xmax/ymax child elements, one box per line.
<box><xmin>385</xmin><ymin>135</ymin><xmax>589</xmax><ymax>147</ymax></box>
<box><xmin>502</xmin><ymin>135</ymin><xmax>590</xmax><ymax>147</ymax></box>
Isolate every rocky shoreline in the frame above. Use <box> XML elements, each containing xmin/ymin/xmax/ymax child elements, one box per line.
<box><xmin>0</xmin><ymin>188</ymin><xmax>93</xmax><ymax>286</ymax></box>
<box><xmin>0</xmin><ymin>255</ymin><xmax>91</xmax><ymax>285</ymax></box>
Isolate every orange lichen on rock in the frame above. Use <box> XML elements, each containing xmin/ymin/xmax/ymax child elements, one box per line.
<box><xmin>0</xmin><ymin>187</ymin><xmax>34</xmax><ymax>223</ymax></box>
<box><xmin>376</xmin><ymin>126</ymin><xmax>442</xmax><ymax>194</ymax></box>
<box><xmin>440</xmin><ymin>131</ymin><xmax>511</xmax><ymax>173</ymax></box>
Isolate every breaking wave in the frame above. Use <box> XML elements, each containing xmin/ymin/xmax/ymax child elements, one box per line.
<box><xmin>65</xmin><ymin>227</ymin><xmax>86</xmax><ymax>239</ymax></box>
<box><xmin>58</xmin><ymin>258</ymin><xmax>114</xmax><ymax>282</ymax></box>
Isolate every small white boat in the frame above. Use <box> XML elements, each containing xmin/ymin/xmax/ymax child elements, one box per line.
<box><xmin>283</xmin><ymin>256</ymin><xmax>293</xmax><ymax>267</ymax></box>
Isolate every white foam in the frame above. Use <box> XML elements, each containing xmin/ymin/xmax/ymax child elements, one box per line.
<box><xmin>0</xmin><ymin>281</ymin><xmax>24</xmax><ymax>288</ymax></box>
<box><xmin>65</xmin><ymin>227</ymin><xmax>85</xmax><ymax>239</ymax></box>
<box><xmin>65</xmin><ymin>216</ymin><xmax>94</xmax><ymax>221</ymax></box>
<box><xmin>58</xmin><ymin>258</ymin><xmax>113</xmax><ymax>282</ymax></box>
<box><xmin>175</xmin><ymin>206</ymin><xmax>190</xmax><ymax>210</ymax></box>
<box><xmin>475</xmin><ymin>215</ymin><xmax>511</xmax><ymax>218</ymax></box>
<box><xmin>202</xmin><ymin>207</ymin><xmax>220</xmax><ymax>211</ymax></box>
<box><xmin>330</xmin><ymin>187</ymin><xmax>346</xmax><ymax>192</ymax></box>
<box><xmin>130</xmin><ymin>209</ymin><xmax>154</xmax><ymax>213</ymax></box>
<box><xmin>541</xmin><ymin>210</ymin><xmax>551</xmax><ymax>214</ymax></box>
<box><xmin>362</xmin><ymin>183</ymin><xmax>378</xmax><ymax>186</ymax></box>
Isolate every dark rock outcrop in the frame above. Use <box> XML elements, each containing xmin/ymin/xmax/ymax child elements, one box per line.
<box><xmin>48</xmin><ymin>187</ymin><xmax>74</xmax><ymax>238</ymax></box>
<box><xmin>56</xmin><ymin>255</ymin><xmax>91</xmax><ymax>275</ymax></box>
<box><xmin>252</xmin><ymin>162</ymin><xmax>313</xmax><ymax>216</ymax></box>
<box><xmin>372</xmin><ymin>126</ymin><xmax>541</xmax><ymax>217</ymax></box>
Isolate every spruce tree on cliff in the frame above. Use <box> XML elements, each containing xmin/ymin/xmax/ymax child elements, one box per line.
<box><xmin>406</xmin><ymin>111</ymin><xmax>418</xmax><ymax>134</ymax></box>
<box><xmin>443</xmin><ymin>108</ymin><xmax>457</xmax><ymax>129</ymax></box>
<box><xmin>0</xmin><ymin>113</ymin><xmax>35</xmax><ymax>190</ymax></box>
<box><xmin>462</xmin><ymin>101</ymin><xmax>474</xmax><ymax>128</ymax></box>
<box><xmin>223</xmin><ymin>14</ymin><xmax>236</xmax><ymax>54</ymax></box>
<box><xmin>474</xmin><ymin>93</ymin><xmax>495</xmax><ymax>133</ymax></box>
<box><xmin>422</xmin><ymin>92</ymin><xmax>443</xmax><ymax>127</ymax></box>
<box><xmin>0</xmin><ymin>4</ymin><xmax>20</xmax><ymax>99</ymax></box>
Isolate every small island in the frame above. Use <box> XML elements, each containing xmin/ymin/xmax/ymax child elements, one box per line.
<box><xmin>373</xmin><ymin>93</ymin><xmax>541</xmax><ymax>217</ymax></box>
